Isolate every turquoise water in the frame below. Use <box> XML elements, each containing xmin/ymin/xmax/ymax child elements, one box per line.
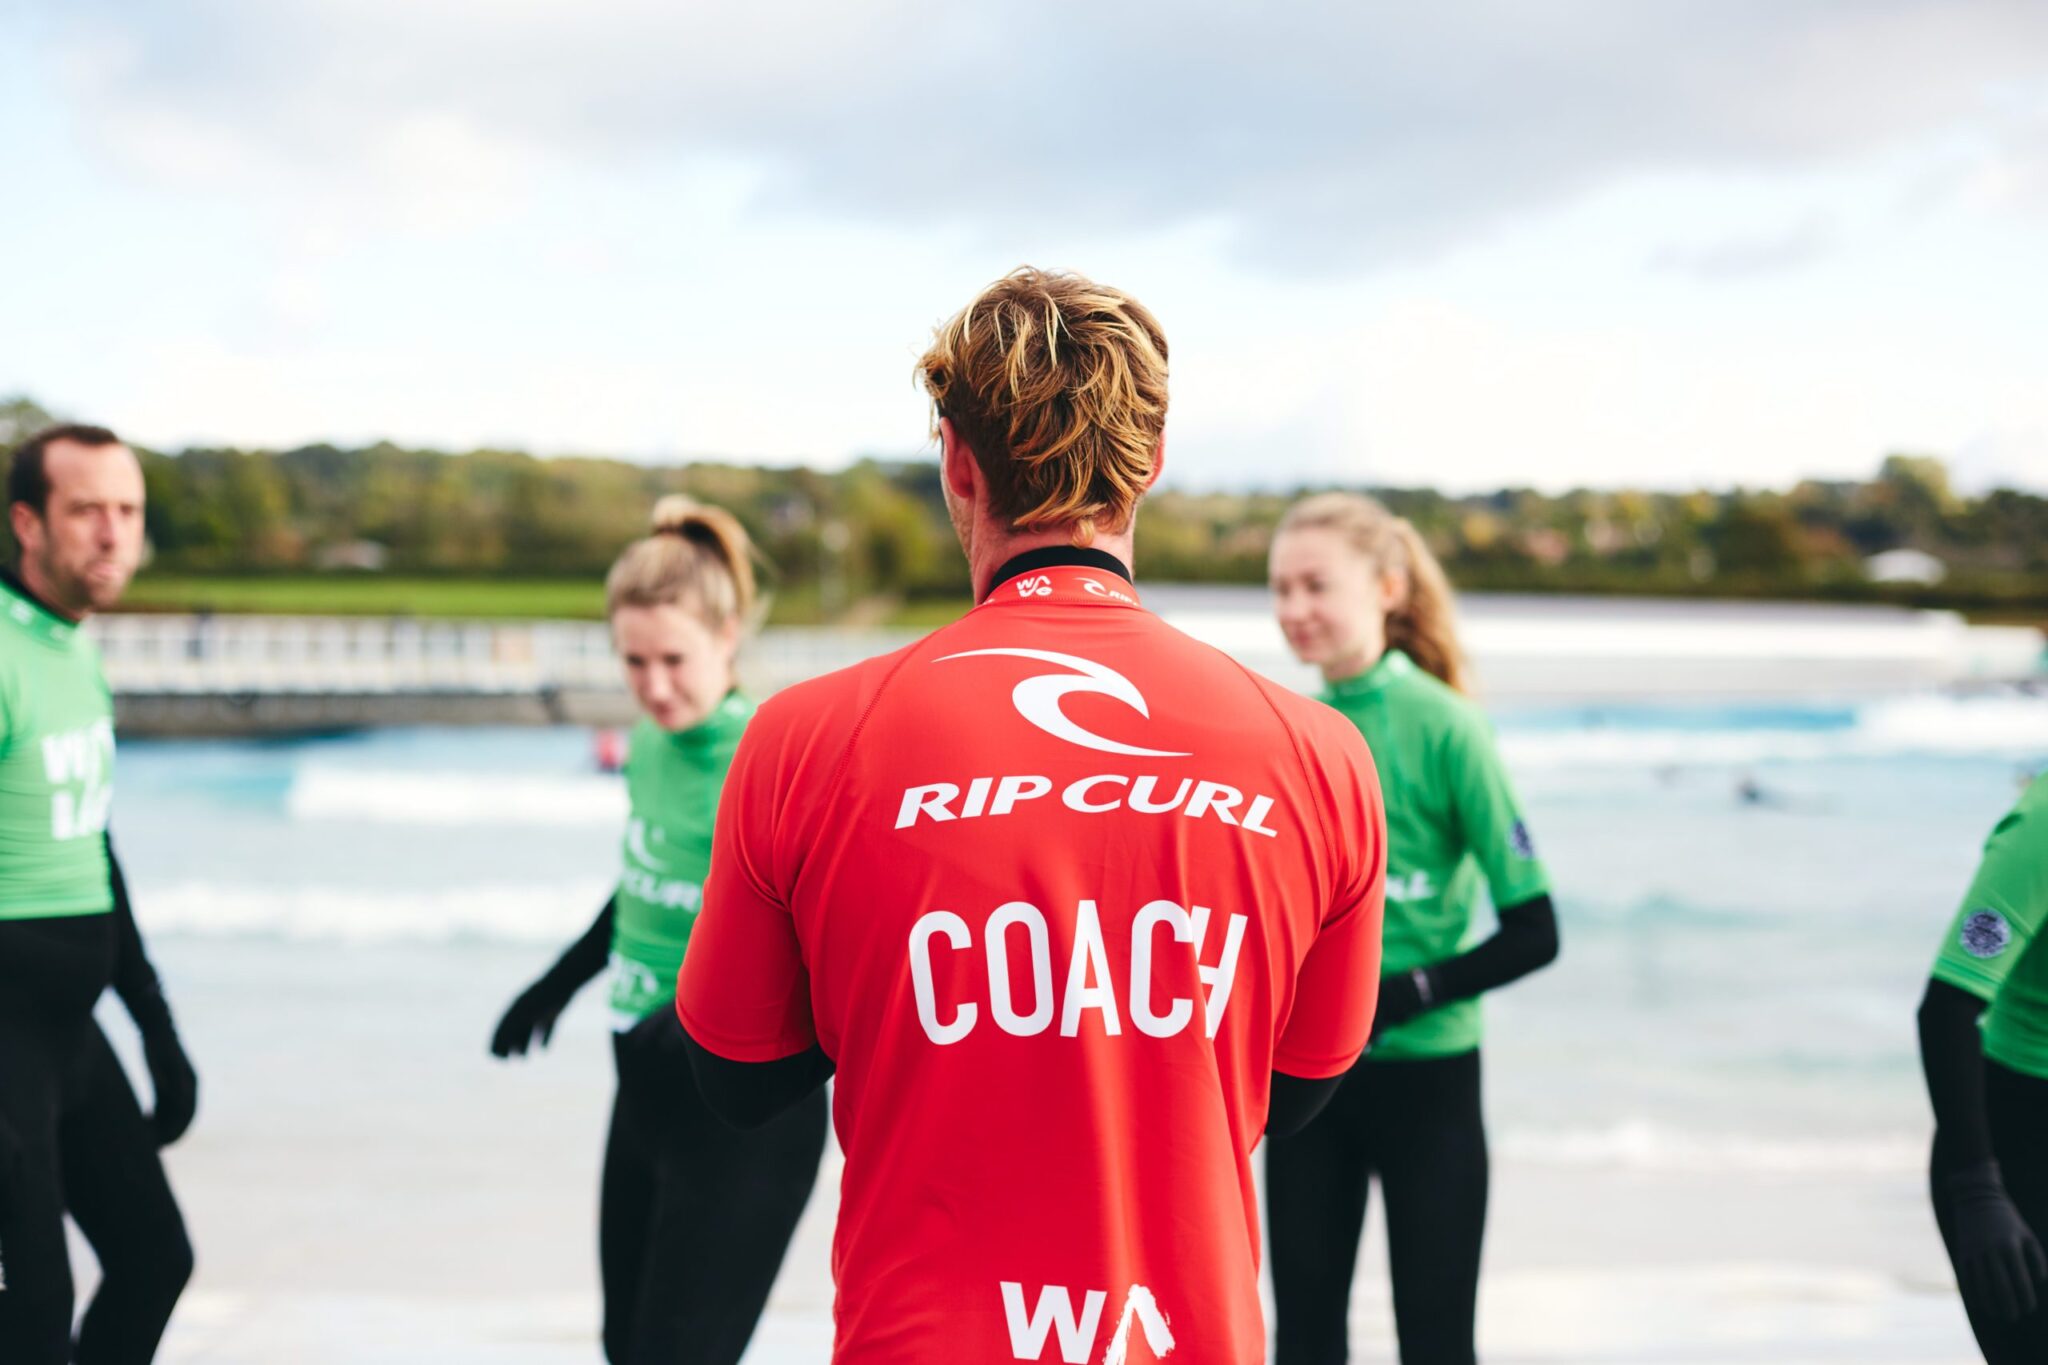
<box><xmin>112</xmin><ymin>691</ymin><xmax>2048</xmax><ymax>1171</ymax></box>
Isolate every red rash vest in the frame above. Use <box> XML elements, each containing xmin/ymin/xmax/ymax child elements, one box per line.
<box><xmin>678</xmin><ymin>550</ymin><xmax>1386</xmax><ymax>1365</ymax></box>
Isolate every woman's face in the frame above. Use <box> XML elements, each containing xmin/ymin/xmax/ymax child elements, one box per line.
<box><xmin>1269</xmin><ymin>526</ymin><xmax>1402</xmax><ymax>678</ymax></box>
<box><xmin>612</xmin><ymin>601</ymin><xmax>740</xmax><ymax>731</ymax></box>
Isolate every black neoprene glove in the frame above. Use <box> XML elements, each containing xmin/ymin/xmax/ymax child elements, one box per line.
<box><xmin>1942</xmin><ymin>1159</ymin><xmax>2048</xmax><ymax>1322</ymax></box>
<box><xmin>491</xmin><ymin>900</ymin><xmax>614</xmax><ymax>1059</ymax></box>
<box><xmin>127</xmin><ymin>988</ymin><xmax>199</xmax><ymax>1147</ymax></box>
<box><xmin>1370</xmin><ymin>967</ymin><xmax>1436</xmax><ymax>1039</ymax></box>
<box><xmin>491</xmin><ymin>973</ymin><xmax>584</xmax><ymax>1058</ymax></box>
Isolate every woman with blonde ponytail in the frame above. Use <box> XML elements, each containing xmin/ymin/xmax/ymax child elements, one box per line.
<box><xmin>1265</xmin><ymin>491</ymin><xmax>1560</xmax><ymax>1365</ymax></box>
<box><xmin>489</xmin><ymin>496</ymin><xmax>824</xmax><ymax>1365</ymax></box>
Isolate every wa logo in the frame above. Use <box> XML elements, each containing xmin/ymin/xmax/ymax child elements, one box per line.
<box><xmin>1002</xmin><ymin>1282</ymin><xmax>1176</xmax><ymax>1363</ymax></box>
<box><xmin>42</xmin><ymin>720</ymin><xmax>114</xmax><ymax>842</ymax></box>
<box><xmin>938</xmin><ymin>649</ymin><xmax>1188</xmax><ymax>759</ymax></box>
<box><xmin>1015</xmin><ymin>574</ymin><xmax>1055</xmax><ymax>598</ymax></box>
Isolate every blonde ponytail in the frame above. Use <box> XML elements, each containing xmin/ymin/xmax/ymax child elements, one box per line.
<box><xmin>1384</xmin><ymin>518</ymin><xmax>1468</xmax><ymax>694</ymax></box>
<box><xmin>605</xmin><ymin>494</ymin><xmax>762</xmax><ymax>630</ymax></box>
<box><xmin>1278</xmin><ymin>491</ymin><xmax>1470</xmax><ymax>694</ymax></box>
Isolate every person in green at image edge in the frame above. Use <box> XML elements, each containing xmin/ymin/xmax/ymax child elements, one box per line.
<box><xmin>0</xmin><ymin>425</ymin><xmax>198</xmax><ymax>1364</ymax></box>
<box><xmin>1919</xmin><ymin>769</ymin><xmax>2048</xmax><ymax>1364</ymax></box>
<box><xmin>1265</xmin><ymin>491</ymin><xmax>1561</xmax><ymax>1365</ymax></box>
<box><xmin>490</xmin><ymin>495</ymin><xmax>826</xmax><ymax>1365</ymax></box>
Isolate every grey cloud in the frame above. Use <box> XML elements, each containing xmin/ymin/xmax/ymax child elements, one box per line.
<box><xmin>32</xmin><ymin>0</ymin><xmax>2048</xmax><ymax>271</ymax></box>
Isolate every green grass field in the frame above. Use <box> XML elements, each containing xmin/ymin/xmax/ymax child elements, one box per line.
<box><xmin>119</xmin><ymin>574</ymin><xmax>974</xmax><ymax>627</ymax></box>
<box><xmin>114</xmin><ymin>572</ymin><xmax>2042</xmax><ymax>631</ymax></box>
<box><xmin>122</xmin><ymin>575</ymin><xmax>610</xmax><ymax>620</ymax></box>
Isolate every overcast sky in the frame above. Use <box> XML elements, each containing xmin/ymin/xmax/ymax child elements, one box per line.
<box><xmin>4</xmin><ymin>1</ymin><xmax>2045</xmax><ymax>492</ymax></box>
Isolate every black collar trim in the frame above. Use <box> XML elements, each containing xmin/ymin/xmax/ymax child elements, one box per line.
<box><xmin>984</xmin><ymin>546</ymin><xmax>1135</xmax><ymax>599</ymax></box>
<box><xmin>0</xmin><ymin>565</ymin><xmax>74</xmax><ymax>625</ymax></box>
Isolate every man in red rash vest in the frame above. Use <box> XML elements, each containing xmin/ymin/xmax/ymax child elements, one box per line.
<box><xmin>677</xmin><ymin>267</ymin><xmax>1386</xmax><ymax>1365</ymax></box>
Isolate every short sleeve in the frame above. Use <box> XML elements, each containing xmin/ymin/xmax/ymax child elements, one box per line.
<box><xmin>1275</xmin><ymin>718</ymin><xmax>1386</xmax><ymax>1079</ymax></box>
<box><xmin>1446</xmin><ymin>710</ymin><xmax>1550</xmax><ymax>909</ymax></box>
<box><xmin>1931</xmin><ymin>788</ymin><xmax>2048</xmax><ymax>1004</ymax></box>
<box><xmin>674</xmin><ymin>716</ymin><xmax>819</xmax><ymax>1061</ymax></box>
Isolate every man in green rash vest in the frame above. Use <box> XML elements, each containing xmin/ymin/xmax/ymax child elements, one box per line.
<box><xmin>0</xmin><ymin>425</ymin><xmax>198</xmax><ymax>1364</ymax></box>
<box><xmin>1920</xmin><ymin>770</ymin><xmax>2048</xmax><ymax>1363</ymax></box>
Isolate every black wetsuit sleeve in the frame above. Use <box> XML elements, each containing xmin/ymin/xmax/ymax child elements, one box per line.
<box><xmin>545</xmin><ymin>897</ymin><xmax>616</xmax><ymax>994</ymax></box>
<box><xmin>1267</xmin><ymin>1071</ymin><xmax>1345</xmax><ymax>1139</ymax></box>
<box><xmin>680</xmin><ymin>1024</ymin><xmax>835</xmax><ymax>1132</ymax></box>
<box><xmin>107</xmin><ymin>835</ymin><xmax>174</xmax><ymax>1037</ymax></box>
<box><xmin>490</xmin><ymin>899</ymin><xmax>616</xmax><ymax>1058</ymax></box>
<box><xmin>1426</xmin><ymin>893</ymin><xmax>1560</xmax><ymax>1004</ymax></box>
<box><xmin>1919</xmin><ymin>976</ymin><xmax>1996</xmax><ymax>1171</ymax></box>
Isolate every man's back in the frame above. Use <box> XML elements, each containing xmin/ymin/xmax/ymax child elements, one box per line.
<box><xmin>680</xmin><ymin>556</ymin><xmax>1385</xmax><ymax>1363</ymax></box>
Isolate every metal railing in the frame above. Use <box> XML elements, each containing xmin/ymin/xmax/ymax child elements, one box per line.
<box><xmin>87</xmin><ymin>613</ymin><xmax>925</xmax><ymax>699</ymax></box>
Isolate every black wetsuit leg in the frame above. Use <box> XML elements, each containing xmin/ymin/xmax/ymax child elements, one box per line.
<box><xmin>599</xmin><ymin>1076</ymin><xmax>657</xmax><ymax>1365</ymax></box>
<box><xmin>0</xmin><ymin>1012</ymin><xmax>190</xmax><ymax>1365</ymax></box>
<box><xmin>0</xmin><ymin>1012</ymin><xmax>78</xmax><ymax>1364</ymax></box>
<box><xmin>1267</xmin><ymin>1051</ymin><xmax>1487</xmax><ymax>1365</ymax></box>
<box><xmin>1938</xmin><ymin>1061</ymin><xmax>2048</xmax><ymax>1363</ymax></box>
<box><xmin>1377</xmin><ymin>1051</ymin><xmax>1487</xmax><ymax>1365</ymax></box>
<box><xmin>67</xmin><ymin>1022</ymin><xmax>195</xmax><ymax>1365</ymax></box>
<box><xmin>1266</xmin><ymin>1066</ymin><xmax>1374</xmax><ymax>1364</ymax></box>
<box><xmin>600</xmin><ymin>1021</ymin><xmax>828</xmax><ymax>1365</ymax></box>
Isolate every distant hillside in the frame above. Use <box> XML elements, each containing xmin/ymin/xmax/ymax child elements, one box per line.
<box><xmin>5</xmin><ymin>395</ymin><xmax>2044</xmax><ymax>623</ymax></box>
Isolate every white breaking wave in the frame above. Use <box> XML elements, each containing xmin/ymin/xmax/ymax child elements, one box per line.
<box><xmin>140</xmin><ymin>880</ymin><xmax>614</xmax><ymax>943</ymax></box>
<box><xmin>1500</xmin><ymin>692</ymin><xmax>2048</xmax><ymax>770</ymax></box>
<box><xmin>287</xmin><ymin>766</ymin><xmax>628</xmax><ymax>825</ymax></box>
<box><xmin>1498</xmin><ymin>1119</ymin><xmax>1924</xmax><ymax>1175</ymax></box>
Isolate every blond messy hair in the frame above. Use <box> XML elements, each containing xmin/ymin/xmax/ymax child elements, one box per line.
<box><xmin>604</xmin><ymin>494</ymin><xmax>760</xmax><ymax>629</ymax></box>
<box><xmin>917</xmin><ymin>266</ymin><xmax>1168</xmax><ymax>545</ymax></box>
<box><xmin>1280</xmin><ymin>491</ymin><xmax>1471</xmax><ymax>695</ymax></box>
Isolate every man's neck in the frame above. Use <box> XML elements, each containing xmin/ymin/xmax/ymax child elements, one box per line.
<box><xmin>969</xmin><ymin>526</ymin><xmax>1137</xmax><ymax>602</ymax></box>
<box><xmin>6</xmin><ymin>561</ymin><xmax>86</xmax><ymax>623</ymax></box>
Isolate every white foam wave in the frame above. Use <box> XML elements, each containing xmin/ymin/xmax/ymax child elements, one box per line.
<box><xmin>287</xmin><ymin>767</ymin><xmax>627</xmax><ymax>825</ymax></box>
<box><xmin>140</xmin><ymin>880</ymin><xmax>614</xmax><ymax>944</ymax></box>
<box><xmin>1499</xmin><ymin>1119</ymin><xmax>1923</xmax><ymax>1175</ymax></box>
<box><xmin>1500</xmin><ymin>693</ymin><xmax>2048</xmax><ymax>770</ymax></box>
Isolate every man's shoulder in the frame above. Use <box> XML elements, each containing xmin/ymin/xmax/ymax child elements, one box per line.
<box><xmin>746</xmin><ymin>636</ymin><xmax>932</xmax><ymax>751</ymax></box>
<box><xmin>1245</xmin><ymin>670</ymin><xmax>1371</xmax><ymax>760</ymax></box>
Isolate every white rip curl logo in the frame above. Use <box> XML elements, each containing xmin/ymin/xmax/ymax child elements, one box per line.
<box><xmin>938</xmin><ymin>648</ymin><xmax>1189</xmax><ymax>759</ymax></box>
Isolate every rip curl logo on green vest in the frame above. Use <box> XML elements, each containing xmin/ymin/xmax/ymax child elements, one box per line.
<box><xmin>42</xmin><ymin>719</ymin><xmax>115</xmax><ymax>841</ymax></box>
<box><xmin>620</xmin><ymin>818</ymin><xmax>705</xmax><ymax>911</ymax></box>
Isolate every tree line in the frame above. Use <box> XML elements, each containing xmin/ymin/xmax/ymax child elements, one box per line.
<box><xmin>5</xmin><ymin>395</ymin><xmax>2045</xmax><ymax>620</ymax></box>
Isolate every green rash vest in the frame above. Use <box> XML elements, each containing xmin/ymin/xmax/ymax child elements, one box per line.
<box><xmin>607</xmin><ymin>692</ymin><xmax>753</xmax><ymax>1027</ymax></box>
<box><xmin>1931</xmin><ymin>772</ymin><xmax>2048</xmax><ymax>1082</ymax></box>
<box><xmin>0</xmin><ymin>574</ymin><xmax>116</xmax><ymax>920</ymax></box>
<box><xmin>1321</xmin><ymin>649</ymin><xmax>1550</xmax><ymax>1060</ymax></box>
